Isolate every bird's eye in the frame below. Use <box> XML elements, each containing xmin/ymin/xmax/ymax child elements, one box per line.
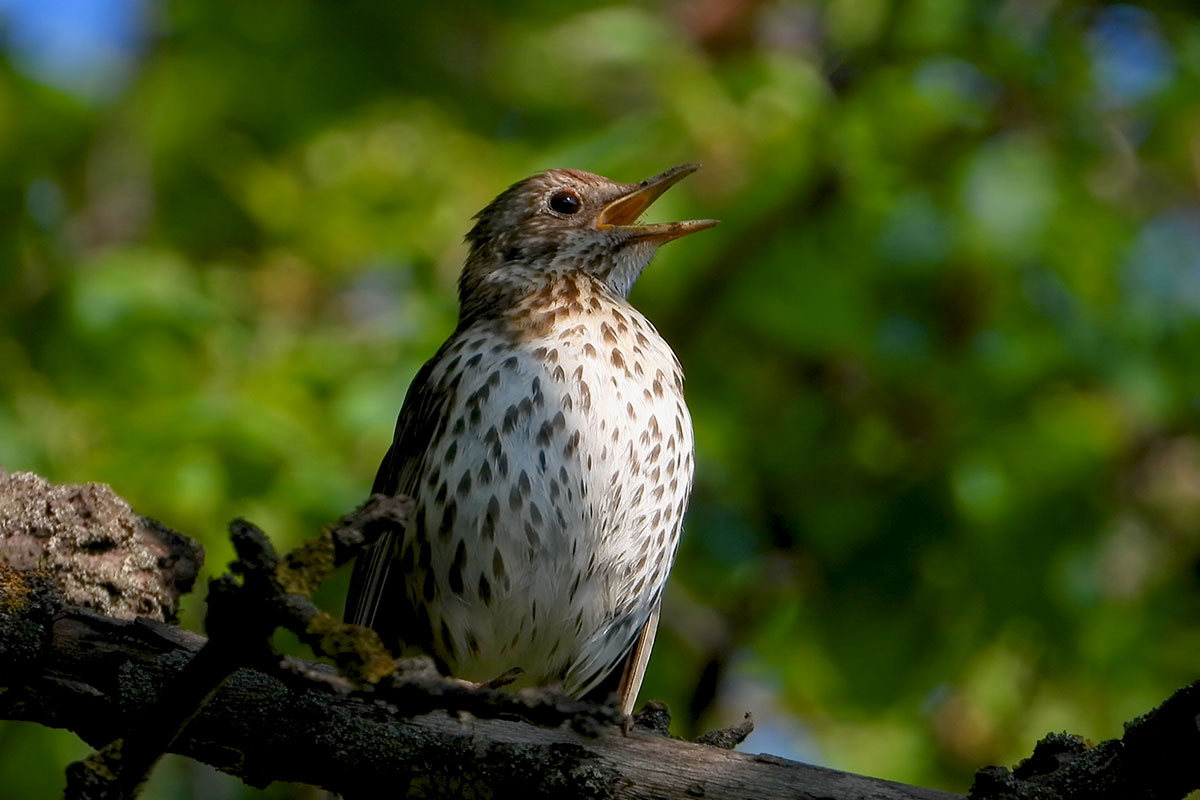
<box><xmin>548</xmin><ymin>189</ymin><xmax>582</xmax><ymax>215</ymax></box>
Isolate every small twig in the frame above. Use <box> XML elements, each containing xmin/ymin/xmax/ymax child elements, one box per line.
<box><xmin>65</xmin><ymin>497</ymin><xmax>411</xmax><ymax>800</ymax></box>
<box><xmin>631</xmin><ymin>699</ymin><xmax>674</xmax><ymax>736</ymax></box>
<box><xmin>694</xmin><ymin>712</ymin><xmax>755</xmax><ymax>750</ymax></box>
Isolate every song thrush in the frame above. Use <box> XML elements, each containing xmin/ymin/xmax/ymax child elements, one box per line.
<box><xmin>345</xmin><ymin>164</ymin><xmax>716</xmax><ymax>713</ymax></box>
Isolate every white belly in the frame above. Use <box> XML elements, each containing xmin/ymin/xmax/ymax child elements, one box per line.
<box><xmin>403</xmin><ymin>306</ymin><xmax>694</xmax><ymax>694</ymax></box>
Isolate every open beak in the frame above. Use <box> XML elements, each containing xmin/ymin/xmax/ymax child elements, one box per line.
<box><xmin>597</xmin><ymin>163</ymin><xmax>719</xmax><ymax>243</ymax></box>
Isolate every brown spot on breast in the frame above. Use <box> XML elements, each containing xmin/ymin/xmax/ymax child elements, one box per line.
<box><xmin>559</xmin><ymin>324</ymin><xmax>585</xmax><ymax>340</ymax></box>
<box><xmin>440</xmin><ymin>620</ymin><xmax>457</xmax><ymax>660</ymax></box>
<box><xmin>601</xmin><ymin>322</ymin><xmax>617</xmax><ymax>344</ymax></box>
<box><xmin>611</xmin><ymin>349</ymin><xmax>625</xmax><ymax>369</ymax></box>
<box><xmin>448</xmin><ymin>539</ymin><xmax>466</xmax><ymax>595</ymax></box>
<box><xmin>583</xmin><ymin>343</ymin><xmax>597</xmax><ymax>358</ymax></box>
<box><xmin>482</xmin><ymin>497</ymin><xmax>498</xmax><ymax>540</ymax></box>
<box><xmin>457</xmin><ymin>471</ymin><xmax>472</xmax><ymax>496</ymax></box>
<box><xmin>492</xmin><ymin>548</ymin><xmax>507</xmax><ymax>583</ymax></box>
<box><xmin>439</xmin><ymin>500</ymin><xmax>457</xmax><ymax>538</ymax></box>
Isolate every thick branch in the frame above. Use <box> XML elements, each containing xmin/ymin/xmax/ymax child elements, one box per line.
<box><xmin>1</xmin><ymin>594</ymin><xmax>961</xmax><ymax>800</ymax></box>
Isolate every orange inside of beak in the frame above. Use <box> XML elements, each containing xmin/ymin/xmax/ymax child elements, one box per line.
<box><xmin>596</xmin><ymin>164</ymin><xmax>700</xmax><ymax>229</ymax></box>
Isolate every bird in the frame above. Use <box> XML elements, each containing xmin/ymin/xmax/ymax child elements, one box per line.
<box><xmin>345</xmin><ymin>163</ymin><xmax>716</xmax><ymax>714</ymax></box>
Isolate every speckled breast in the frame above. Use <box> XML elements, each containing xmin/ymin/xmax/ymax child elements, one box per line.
<box><xmin>403</xmin><ymin>280</ymin><xmax>694</xmax><ymax>695</ymax></box>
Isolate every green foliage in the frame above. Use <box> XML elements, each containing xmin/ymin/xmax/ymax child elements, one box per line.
<box><xmin>3</xmin><ymin>1</ymin><xmax>1200</xmax><ymax>795</ymax></box>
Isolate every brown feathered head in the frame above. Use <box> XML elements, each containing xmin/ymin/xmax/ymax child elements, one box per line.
<box><xmin>459</xmin><ymin>164</ymin><xmax>716</xmax><ymax>311</ymax></box>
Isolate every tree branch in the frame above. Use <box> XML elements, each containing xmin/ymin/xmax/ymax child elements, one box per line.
<box><xmin>1</xmin><ymin>596</ymin><xmax>960</xmax><ymax>799</ymax></box>
<box><xmin>0</xmin><ymin>469</ymin><xmax>963</xmax><ymax>799</ymax></box>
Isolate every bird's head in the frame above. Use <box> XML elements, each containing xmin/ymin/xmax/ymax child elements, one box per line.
<box><xmin>459</xmin><ymin>164</ymin><xmax>717</xmax><ymax>313</ymax></box>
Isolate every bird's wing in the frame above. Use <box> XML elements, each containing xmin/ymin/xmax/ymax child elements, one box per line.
<box><xmin>615</xmin><ymin>606</ymin><xmax>661</xmax><ymax>716</ymax></box>
<box><xmin>344</xmin><ymin>352</ymin><xmax>453</xmax><ymax>643</ymax></box>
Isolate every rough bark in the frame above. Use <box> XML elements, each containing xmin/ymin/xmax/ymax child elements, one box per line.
<box><xmin>0</xmin><ymin>596</ymin><xmax>962</xmax><ymax>799</ymax></box>
<box><xmin>0</xmin><ymin>470</ymin><xmax>963</xmax><ymax>799</ymax></box>
<box><xmin>4</xmin><ymin>470</ymin><xmax>1196</xmax><ymax>799</ymax></box>
<box><xmin>0</xmin><ymin>469</ymin><xmax>202</xmax><ymax>622</ymax></box>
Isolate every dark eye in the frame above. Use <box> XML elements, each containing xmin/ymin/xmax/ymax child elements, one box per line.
<box><xmin>549</xmin><ymin>189</ymin><xmax>582</xmax><ymax>215</ymax></box>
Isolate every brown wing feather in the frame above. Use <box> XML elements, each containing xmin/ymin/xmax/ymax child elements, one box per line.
<box><xmin>344</xmin><ymin>349</ymin><xmax>456</xmax><ymax>647</ymax></box>
<box><xmin>616</xmin><ymin>607</ymin><xmax>660</xmax><ymax>715</ymax></box>
<box><xmin>582</xmin><ymin>606</ymin><xmax>661</xmax><ymax>714</ymax></box>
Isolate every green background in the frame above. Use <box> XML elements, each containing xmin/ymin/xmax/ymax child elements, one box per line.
<box><xmin>3</xmin><ymin>0</ymin><xmax>1200</xmax><ymax>796</ymax></box>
